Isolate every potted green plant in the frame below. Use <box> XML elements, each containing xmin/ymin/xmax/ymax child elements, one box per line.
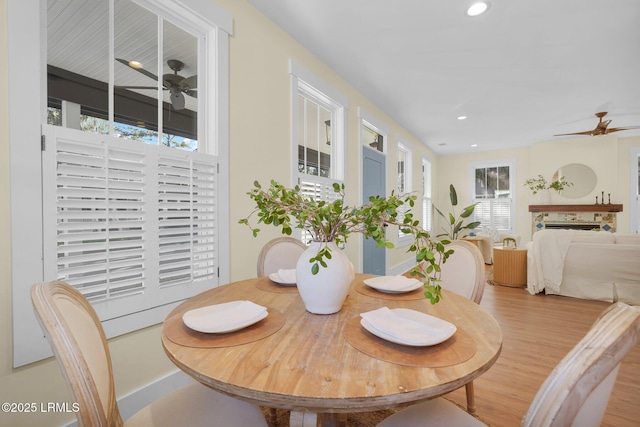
<box><xmin>434</xmin><ymin>184</ymin><xmax>481</xmax><ymax>240</ymax></box>
<box><xmin>239</xmin><ymin>180</ymin><xmax>450</xmax><ymax>313</ymax></box>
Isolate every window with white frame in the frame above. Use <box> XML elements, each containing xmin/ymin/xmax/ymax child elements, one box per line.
<box><xmin>9</xmin><ymin>0</ymin><xmax>231</xmax><ymax>367</ymax></box>
<box><xmin>472</xmin><ymin>160</ymin><xmax>516</xmax><ymax>232</ymax></box>
<box><xmin>422</xmin><ymin>157</ymin><xmax>432</xmax><ymax>232</ymax></box>
<box><xmin>396</xmin><ymin>140</ymin><xmax>413</xmax><ymax>244</ymax></box>
<box><xmin>290</xmin><ymin>60</ymin><xmax>347</xmax><ymax>244</ymax></box>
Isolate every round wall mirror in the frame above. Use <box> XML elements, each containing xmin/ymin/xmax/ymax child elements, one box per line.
<box><xmin>552</xmin><ymin>164</ymin><xmax>597</xmax><ymax>199</ymax></box>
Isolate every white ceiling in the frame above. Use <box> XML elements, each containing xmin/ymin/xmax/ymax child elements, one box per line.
<box><xmin>246</xmin><ymin>0</ymin><xmax>640</xmax><ymax>155</ymax></box>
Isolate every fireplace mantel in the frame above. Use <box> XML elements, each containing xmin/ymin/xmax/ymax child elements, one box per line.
<box><xmin>529</xmin><ymin>204</ymin><xmax>623</xmax><ymax>213</ymax></box>
<box><xmin>529</xmin><ymin>204</ymin><xmax>623</xmax><ymax>233</ymax></box>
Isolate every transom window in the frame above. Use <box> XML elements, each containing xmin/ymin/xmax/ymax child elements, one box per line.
<box><xmin>362</xmin><ymin>121</ymin><xmax>385</xmax><ymax>153</ymax></box>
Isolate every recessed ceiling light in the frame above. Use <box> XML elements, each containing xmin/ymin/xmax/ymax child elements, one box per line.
<box><xmin>457</xmin><ymin>115</ymin><xmax>468</xmax><ymax>120</ymax></box>
<box><xmin>128</xmin><ymin>60</ymin><xmax>144</xmax><ymax>69</ymax></box>
<box><xmin>467</xmin><ymin>2</ymin><xmax>489</xmax><ymax>16</ymax></box>
<box><xmin>471</xmin><ymin>144</ymin><xmax>478</xmax><ymax>147</ymax></box>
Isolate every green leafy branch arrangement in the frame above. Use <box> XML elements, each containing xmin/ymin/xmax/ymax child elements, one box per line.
<box><xmin>524</xmin><ymin>174</ymin><xmax>574</xmax><ymax>194</ymax></box>
<box><xmin>239</xmin><ymin>180</ymin><xmax>451</xmax><ymax>304</ymax></box>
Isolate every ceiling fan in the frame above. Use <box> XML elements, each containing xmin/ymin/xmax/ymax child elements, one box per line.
<box><xmin>554</xmin><ymin>112</ymin><xmax>640</xmax><ymax>137</ymax></box>
<box><xmin>116</xmin><ymin>58</ymin><xmax>197</xmax><ymax>111</ymax></box>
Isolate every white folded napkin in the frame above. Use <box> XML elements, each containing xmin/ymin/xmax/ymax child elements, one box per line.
<box><xmin>374</xmin><ymin>276</ymin><xmax>421</xmax><ymax>291</ymax></box>
<box><xmin>277</xmin><ymin>268</ymin><xmax>296</xmax><ymax>283</ymax></box>
<box><xmin>183</xmin><ymin>301</ymin><xmax>267</xmax><ymax>332</ymax></box>
<box><xmin>360</xmin><ymin>307</ymin><xmax>434</xmax><ymax>345</ymax></box>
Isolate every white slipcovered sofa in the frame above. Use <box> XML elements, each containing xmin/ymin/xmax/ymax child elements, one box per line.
<box><xmin>527</xmin><ymin>229</ymin><xmax>640</xmax><ymax>304</ymax></box>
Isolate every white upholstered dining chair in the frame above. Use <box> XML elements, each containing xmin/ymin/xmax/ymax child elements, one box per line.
<box><xmin>437</xmin><ymin>239</ymin><xmax>486</xmax><ymax>415</ymax></box>
<box><xmin>439</xmin><ymin>240</ymin><xmax>486</xmax><ymax>305</ymax></box>
<box><xmin>256</xmin><ymin>236</ymin><xmax>307</xmax><ymax>277</ymax></box>
<box><xmin>31</xmin><ymin>281</ymin><xmax>269</xmax><ymax>427</ymax></box>
<box><xmin>377</xmin><ymin>302</ymin><xmax>640</xmax><ymax>427</ymax></box>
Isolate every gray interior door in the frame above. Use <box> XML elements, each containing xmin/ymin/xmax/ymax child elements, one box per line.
<box><xmin>363</xmin><ymin>148</ymin><xmax>386</xmax><ymax>275</ymax></box>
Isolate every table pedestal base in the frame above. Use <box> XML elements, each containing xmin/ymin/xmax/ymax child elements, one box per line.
<box><xmin>290</xmin><ymin>411</ymin><xmax>347</xmax><ymax>427</ymax></box>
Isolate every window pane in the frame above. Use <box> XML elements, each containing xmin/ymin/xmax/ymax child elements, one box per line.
<box><xmin>475</xmin><ymin>168</ymin><xmax>487</xmax><ymax>198</ymax></box>
<box><xmin>397</xmin><ymin>150</ymin><xmax>406</xmax><ymax>193</ymax></box>
<box><xmin>162</xmin><ymin>20</ymin><xmax>198</xmax><ymax>150</ymax></box>
<box><xmin>114</xmin><ymin>0</ymin><xmax>159</xmax><ymax>142</ymax></box>
<box><xmin>498</xmin><ymin>166</ymin><xmax>510</xmax><ymax>197</ymax></box>
<box><xmin>362</xmin><ymin>125</ymin><xmax>383</xmax><ymax>152</ymax></box>
<box><xmin>298</xmin><ymin>95</ymin><xmax>331</xmax><ymax>178</ymax></box>
<box><xmin>47</xmin><ymin>0</ymin><xmax>109</xmax><ymax>133</ymax></box>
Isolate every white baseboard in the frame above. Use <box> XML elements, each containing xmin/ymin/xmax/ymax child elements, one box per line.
<box><xmin>388</xmin><ymin>257</ymin><xmax>417</xmax><ymax>276</ymax></box>
<box><xmin>62</xmin><ymin>370</ymin><xmax>193</xmax><ymax>427</ymax></box>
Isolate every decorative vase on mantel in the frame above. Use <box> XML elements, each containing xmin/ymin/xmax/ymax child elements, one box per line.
<box><xmin>295</xmin><ymin>241</ymin><xmax>355</xmax><ymax>314</ymax></box>
<box><xmin>536</xmin><ymin>189</ymin><xmax>551</xmax><ymax>205</ymax></box>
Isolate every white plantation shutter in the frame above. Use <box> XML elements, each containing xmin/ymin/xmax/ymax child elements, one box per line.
<box><xmin>43</xmin><ymin>125</ymin><xmax>217</xmax><ymax>321</ymax></box>
<box><xmin>298</xmin><ymin>175</ymin><xmax>342</xmax><ymax>244</ymax></box>
<box><xmin>157</xmin><ymin>149</ymin><xmax>217</xmax><ymax>286</ymax></box>
<box><xmin>422</xmin><ymin>198</ymin><xmax>432</xmax><ymax>232</ymax></box>
<box><xmin>473</xmin><ymin>199</ymin><xmax>512</xmax><ymax>231</ymax></box>
<box><xmin>492</xmin><ymin>199</ymin><xmax>512</xmax><ymax>230</ymax></box>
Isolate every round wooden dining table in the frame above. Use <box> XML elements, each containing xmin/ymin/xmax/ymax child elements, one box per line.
<box><xmin>162</xmin><ymin>274</ymin><xmax>502</xmax><ymax>427</ymax></box>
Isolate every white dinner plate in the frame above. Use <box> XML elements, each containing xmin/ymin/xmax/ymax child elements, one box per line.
<box><xmin>182</xmin><ymin>301</ymin><xmax>268</xmax><ymax>333</ymax></box>
<box><xmin>360</xmin><ymin>308</ymin><xmax>456</xmax><ymax>346</ymax></box>
<box><xmin>269</xmin><ymin>272</ymin><xmax>297</xmax><ymax>286</ymax></box>
<box><xmin>363</xmin><ymin>276</ymin><xmax>423</xmax><ymax>293</ymax></box>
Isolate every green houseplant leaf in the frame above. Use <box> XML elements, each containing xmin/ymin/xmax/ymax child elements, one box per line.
<box><xmin>435</xmin><ymin>184</ymin><xmax>480</xmax><ymax>240</ymax></box>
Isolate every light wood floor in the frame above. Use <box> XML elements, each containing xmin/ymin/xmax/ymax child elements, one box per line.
<box><xmin>443</xmin><ymin>272</ymin><xmax>640</xmax><ymax>427</ymax></box>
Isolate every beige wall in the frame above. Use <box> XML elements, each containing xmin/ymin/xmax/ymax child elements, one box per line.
<box><xmin>220</xmin><ymin>0</ymin><xmax>439</xmax><ymax>279</ymax></box>
<box><xmin>0</xmin><ymin>0</ymin><xmax>437</xmax><ymax>425</ymax></box>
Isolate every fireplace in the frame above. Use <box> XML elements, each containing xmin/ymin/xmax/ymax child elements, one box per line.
<box><xmin>529</xmin><ymin>204</ymin><xmax>623</xmax><ymax>234</ymax></box>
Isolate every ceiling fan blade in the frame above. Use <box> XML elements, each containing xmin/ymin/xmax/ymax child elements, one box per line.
<box><xmin>115</xmin><ymin>58</ymin><xmax>159</xmax><ymax>82</ymax></box>
<box><xmin>115</xmin><ymin>85</ymin><xmax>161</xmax><ymax>90</ymax></box>
<box><xmin>170</xmin><ymin>91</ymin><xmax>185</xmax><ymax>110</ymax></box>
<box><xmin>184</xmin><ymin>89</ymin><xmax>197</xmax><ymax>98</ymax></box>
<box><xmin>180</xmin><ymin>75</ymin><xmax>197</xmax><ymax>90</ymax></box>
<box><xmin>554</xmin><ymin>130</ymin><xmax>596</xmax><ymax>136</ymax></box>
<box><xmin>606</xmin><ymin>126</ymin><xmax>640</xmax><ymax>133</ymax></box>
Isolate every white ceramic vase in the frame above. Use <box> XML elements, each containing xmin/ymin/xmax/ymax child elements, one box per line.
<box><xmin>536</xmin><ymin>189</ymin><xmax>551</xmax><ymax>204</ymax></box>
<box><xmin>295</xmin><ymin>241</ymin><xmax>354</xmax><ymax>314</ymax></box>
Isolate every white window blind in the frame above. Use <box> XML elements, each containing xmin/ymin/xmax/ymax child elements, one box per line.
<box><xmin>422</xmin><ymin>158</ymin><xmax>432</xmax><ymax>232</ymax></box>
<box><xmin>473</xmin><ymin>199</ymin><xmax>512</xmax><ymax>230</ymax></box>
<box><xmin>298</xmin><ymin>175</ymin><xmax>341</xmax><ymax>244</ymax></box>
<box><xmin>42</xmin><ymin>125</ymin><xmax>217</xmax><ymax>321</ymax></box>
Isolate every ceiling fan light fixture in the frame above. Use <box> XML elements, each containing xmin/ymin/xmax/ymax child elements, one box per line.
<box><xmin>466</xmin><ymin>2</ymin><xmax>489</xmax><ymax>16</ymax></box>
<box><xmin>128</xmin><ymin>60</ymin><xmax>144</xmax><ymax>69</ymax></box>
